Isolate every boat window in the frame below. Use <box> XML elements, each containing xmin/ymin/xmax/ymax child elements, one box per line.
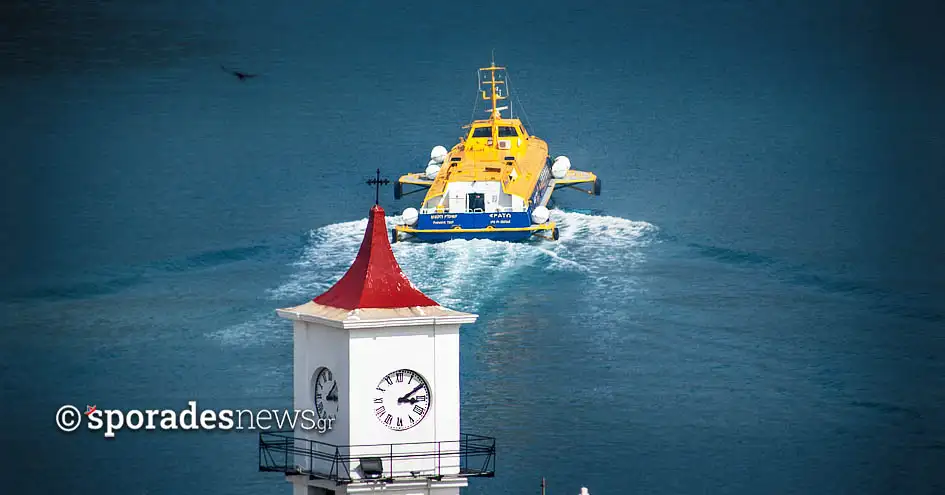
<box><xmin>467</xmin><ymin>193</ymin><xmax>485</xmax><ymax>212</ymax></box>
<box><xmin>497</xmin><ymin>126</ymin><xmax>519</xmax><ymax>137</ymax></box>
<box><xmin>471</xmin><ymin>127</ymin><xmax>492</xmax><ymax>138</ymax></box>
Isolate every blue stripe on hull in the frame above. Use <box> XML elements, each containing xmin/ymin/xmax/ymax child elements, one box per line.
<box><xmin>417</xmin><ymin>211</ymin><xmax>531</xmax><ymax>230</ymax></box>
<box><xmin>410</xmin><ymin>211</ymin><xmax>537</xmax><ymax>242</ymax></box>
<box><xmin>411</xmin><ymin>230</ymin><xmax>536</xmax><ymax>242</ymax></box>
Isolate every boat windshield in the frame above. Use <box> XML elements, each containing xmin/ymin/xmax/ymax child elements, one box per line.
<box><xmin>471</xmin><ymin>126</ymin><xmax>519</xmax><ymax>138</ymax></box>
<box><xmin>471</xmin><ymin>127</ymin><xmax>491</xmax><ymax>138</ymax></box>
<box><xmin>497</xmin><ymin>126</ymin><xmax>518</xmax><ymax>137</ymax></box>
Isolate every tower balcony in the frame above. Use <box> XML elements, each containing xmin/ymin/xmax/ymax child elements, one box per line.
<box><xmin>258</xmin><ymin>431</ymin><xmax>496</xmax><ymax>484</ymax></box>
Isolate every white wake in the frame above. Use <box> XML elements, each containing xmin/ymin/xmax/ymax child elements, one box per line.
<box><xmin>270</xmin><ymin>209</ymin><xmax>656</xmax><ymax>309</ymax></box>
<box><xmin>216</xmin><ymin>210</ymin><xmax>657</xmax><ymax>347</ymax></box>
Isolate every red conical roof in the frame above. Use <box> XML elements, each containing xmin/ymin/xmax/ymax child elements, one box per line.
<box><xmin>313</xmin><ymin>205</ymin><xmax>438</xmax><ymax>310</ymax></box>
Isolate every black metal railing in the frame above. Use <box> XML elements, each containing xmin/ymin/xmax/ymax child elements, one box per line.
<box><xmin>258</xmin><ymin>431</ymin><xmax>495</xmax><ymax>483</ymax></box>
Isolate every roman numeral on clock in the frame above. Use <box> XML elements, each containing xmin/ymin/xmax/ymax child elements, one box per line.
<box><xmin>375</xmin><ymin>406</ymin><xmax>385</xmax><ymax>417</ymax></box>
<box><xmin>413</xmin><ymin>405</ymin><xmax>425</xmax><ymax>415</ymax></box>
<box><xmin>373</xmin><ymin>398</ymin><xmax>383</xmax><ymax>404</ymax></box>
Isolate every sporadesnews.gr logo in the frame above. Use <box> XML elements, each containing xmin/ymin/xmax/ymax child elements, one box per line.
<box><xmin>55</xmin><ymin>401</ymin><xmax>335</xmax><ymax>438</ymax></box>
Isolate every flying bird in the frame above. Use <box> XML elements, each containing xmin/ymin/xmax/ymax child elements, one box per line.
<box><xmin>221</xmin><ymin>65</ymin><xmax>258</xmax><ymax>81</ymax></box>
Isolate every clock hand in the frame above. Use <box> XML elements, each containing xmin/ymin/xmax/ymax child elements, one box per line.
<box><xmin>397</xmin><ymin>384</ymin><xmax>424</xmax><ymax>404</ymax></box>
<box><xmin>326</xmin><ymin>382</ymin><xmax>339</xmax><ymax>401</ymax></box>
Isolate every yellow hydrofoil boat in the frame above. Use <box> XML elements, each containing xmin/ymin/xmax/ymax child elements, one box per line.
<box><xmin>392</xmin><ymin>59</ymin><xmax>601</xmax><ymax>242</ymax></box>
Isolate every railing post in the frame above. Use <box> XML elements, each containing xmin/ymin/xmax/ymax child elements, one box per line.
<box><xmin>309</xmin><ymin>439</ymin><xmax>313</xmax><ymax>474</ymax></box>
<box><xmin>390</xmin><ymin>443</ymin><xmax>394</xmax><ymax>478</ymax></box>
<box><xmin>490</xmin><ymin>437</ymin><xmax>496</xmax><ymax>473</ymax></box>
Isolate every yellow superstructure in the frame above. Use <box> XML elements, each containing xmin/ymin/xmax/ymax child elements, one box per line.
<box><xmin>418</xmin><ymin>63</ymin><xmax>553</xmax><ymax>210</ymax></box>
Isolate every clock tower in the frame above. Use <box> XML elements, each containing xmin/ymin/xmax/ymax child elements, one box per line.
<box><xmin>259</xmin><ymin>202</ymin><xmax>496</xmax><ymax>495</ymax></box>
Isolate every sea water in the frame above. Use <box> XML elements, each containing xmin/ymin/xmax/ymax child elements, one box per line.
<box><xmin>2</xmin><ymin>0</ymin><xmax>943</xmax><ymax>494</ymax></box>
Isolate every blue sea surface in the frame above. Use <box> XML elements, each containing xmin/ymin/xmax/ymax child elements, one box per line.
<box><xmin>2</xmin><ymin>0</ymin><xmax>944</xmax><ymax>494</ymax></box>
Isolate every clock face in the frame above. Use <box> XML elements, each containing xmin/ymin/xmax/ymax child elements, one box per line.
<box><xmin>311</xmin><ymin>367</ymin><xmax>339</xmax><ymax>420</ymax></box>
<box><xmin>373</xmin><ymin>369</ymin><xmax>431</xmax><ymax>431</ymax></box>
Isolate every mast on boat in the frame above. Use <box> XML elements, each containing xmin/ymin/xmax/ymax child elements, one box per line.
<box><xmin>478</xmin><ymin>58</ymin><xmax>511</xmax><ymax>150</ymax></box>
<box><xmin>479</xmin><ymin>61</ymin><xmax>508</xmax><ymax>120</ymax></box>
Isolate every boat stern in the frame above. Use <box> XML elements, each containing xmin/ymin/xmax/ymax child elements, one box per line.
<box><xmin>393</xmin><ymin>212</ymin><xmax>557</xmax><ymax>242</ymax></box>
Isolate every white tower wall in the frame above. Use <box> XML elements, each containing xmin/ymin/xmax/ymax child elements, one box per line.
<box><xmin>293</xmin><ymin>320</ymin><xmax>350</xmax><ymax>474</ymax></box>
<box><xmin>345</xmin><ymin>323</ymin><xmax>462</xmax><ymax>478</ymax></box>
